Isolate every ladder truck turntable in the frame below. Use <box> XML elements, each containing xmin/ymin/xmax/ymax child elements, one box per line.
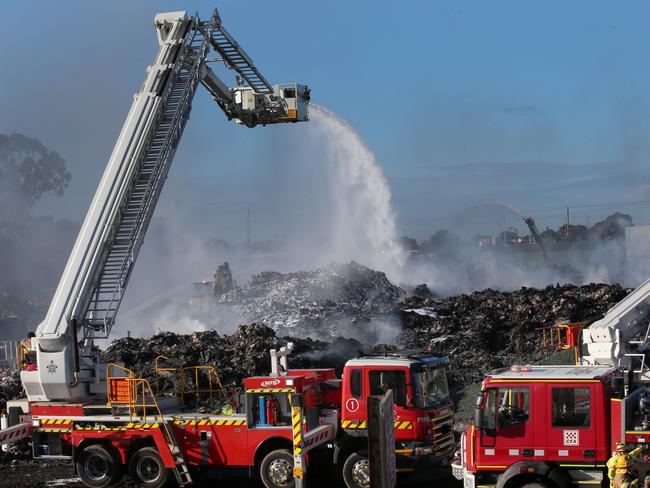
<box><xmin>4</xmin><ymin>8</ymin><xmax>455</xmax><ymax>488</ymax></box>
<box><xmin>452</xmin><ymin>279</ymin><xmax>650</xmax><ymax>488</ymax></box>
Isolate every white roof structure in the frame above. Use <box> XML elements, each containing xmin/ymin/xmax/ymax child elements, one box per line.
<box><xmin>487</xmin><ymin>365</ymin><xmax>617</xmax><ymax>381</ymax></box>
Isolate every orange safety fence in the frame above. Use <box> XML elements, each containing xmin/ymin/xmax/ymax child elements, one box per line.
<box><xmin>179</xmin><ymin>365</ymin><xmax>229</xmax><ymax>404</ymax></box>
<box><xmin>154</xmin><ymin>356</ymin><xmax>229</xmax><ymax>405</ymax></box>
<box><xmin>154</xmin><ymin>355</ymin><xmax>179</xmax><ymax>395</ymax></box>
<box><xmin>540</xmin><ymin>322</ymin><xmax>586</xmax><ymax>365</ymax></box>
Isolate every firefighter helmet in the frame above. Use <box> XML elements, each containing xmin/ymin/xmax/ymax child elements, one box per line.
<box><xmin>616</xmin><ymin>442</ymin><xmax>627</xmax><ymax>453</ymax></box>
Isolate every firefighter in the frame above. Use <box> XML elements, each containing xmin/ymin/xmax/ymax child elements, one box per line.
<box><xmin>19</xmin><ymin>332</ymin><xmax>37</xmax><ymax>370</ymax></box>
<box><xmin>607</xmin><ymin>443</ymin><xmax>643</xmax><ymax>488</ymax></box>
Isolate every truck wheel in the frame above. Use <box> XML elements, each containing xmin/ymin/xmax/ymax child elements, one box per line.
<box><xmin>76</xmin><ymin>444</ymin><xmax>123</xmax><ymax>488</ymax></box>
<box><xmin>343</xmin><ymin>452</ymin><xmax>370</xmax><ymax>488</ymax></box>
<box><xmin>129</xmin><ymin>446</ymin><xmax>172</xmax><ymax>488</ymax></box>
<box><xmin>260</xmin><ymin>449</ymin><xmax>295</xmax><ymax>488</ymax></box>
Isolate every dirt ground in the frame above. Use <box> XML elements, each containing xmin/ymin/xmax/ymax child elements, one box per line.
<box><xmin>0</xmin><ymin>461</ymin><xmax>461</xmax><ymax>488</ymax></box>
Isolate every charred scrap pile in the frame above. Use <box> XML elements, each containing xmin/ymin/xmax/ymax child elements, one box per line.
<box><xmin>0</xmin><ymin>263</ymin><xmax>629</xmax><ymax>407</ymax></box>
<box><xmin>219</xmin><ymin>262</ymin><xmax>403</xmax><ymax>339</ymax></box>
<box><xmin>107</xmin><ymin>262</ymin><xmax>627</xmax><ymax>388</ymax></box>
<box><xmin>399</xmin><ymin>283</ymin><xmax>627</xmax><ymax>383</ymax></box>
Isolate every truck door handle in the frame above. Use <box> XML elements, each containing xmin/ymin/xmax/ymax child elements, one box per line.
<box><xmin>583</xmin><ymin>450</ymin><xmax>595</xmax><ymax>458</ymax></box>
<box><xmin>522</xmin><ymin>449</ymin><xmax>533</xmax><ymax>457</ymax></box>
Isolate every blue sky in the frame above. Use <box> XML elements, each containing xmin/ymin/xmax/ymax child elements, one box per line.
<box><xmin>2</xmin><ymin>1</ymin><xmax>650</xmax><ymax>241</ymax></box>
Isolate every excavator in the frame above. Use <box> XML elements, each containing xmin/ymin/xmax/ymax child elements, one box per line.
<box><xmin>19</xmin><ymin>8</ymin><xmax>309</xmax><ymax>404</ymax></box>
<box><xmin>522</xmin><ymin>215</ymin><xmax>551</xmax><ymax>264</ymax></box>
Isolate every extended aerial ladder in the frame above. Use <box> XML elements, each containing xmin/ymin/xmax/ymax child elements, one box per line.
<box><xmin>21</xmin><ymin>8</ymin><xmax>309</xmax><ymax>402</ymax></box>
<box><xmin>581</xmin><ymin>278</ymin><xmax>650</xmax><ymax>381</ymax></box>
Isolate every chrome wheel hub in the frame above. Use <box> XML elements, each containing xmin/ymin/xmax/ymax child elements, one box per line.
<box><xmin>268</xmin><ymin>458</ymin><xmax>292</xmax><ymax>486</ymax></box>
<box><xmin>351</xmin><ymin>459</ymin><xmax>370</xmax><ymax>487</ymax></box>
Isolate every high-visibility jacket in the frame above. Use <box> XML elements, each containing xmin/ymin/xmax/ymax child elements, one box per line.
<box><xmin>607</xmin><ymin>447</ymin><xmax>643</xmax><ymax>481</ymax></box>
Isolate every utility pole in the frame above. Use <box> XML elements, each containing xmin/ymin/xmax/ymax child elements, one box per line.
<box><xmin>565</xmin><ymin>207</ymin><xmax>570</xmax><ymax>241</ymax></box>
<box><xmin>246</xmin><ymin>207</ymin><xmax>251</xmax><ymax>249</ymax></box>
<box><xmin>499</xmin><ymin>215</ymin><xmax>504</xmax><ymax>245</ymax></box>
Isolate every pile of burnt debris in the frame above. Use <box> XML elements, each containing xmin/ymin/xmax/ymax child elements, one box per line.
<box><xmin>0</xmin><ymin>369</ymin><xmax>23</xmax><ymax>410</ymax></box>
<box><xmin>104</xmin><ymin>280</ymin><xmax>628</xmax><ymax>389</ymax></box>
<box><xmin>219</xmin><ymin>262</ymin><xmax>403</xmax><ymax>339</ymax></box>
<box><xmin>399</xmin><ymin>283</ymin><xmax>628</xmax><ymax>383</ymax></box>
<box><xmin>103</xmin><ymin>323</ymin><xmax>365</xmax><ymax>389</ymax></box>
<box><xmin>0</xmin><ymin>262</ymin><xmax>630</xmax><ymax>407</ymax></box>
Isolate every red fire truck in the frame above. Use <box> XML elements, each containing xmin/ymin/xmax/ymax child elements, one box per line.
<box><xmin>12</xmin><ymin>347</ymin><xmax>454</xmax><ymax>488</ymax></box>
<box><xmin>452</xmin><ymin>279</ymin><xmax>650</xmax><ymax>487</ymax></box>
<box><xmin>452</xmin><ymin>365</ymin><xmax>630</xmax><ymax>487</ymax></box>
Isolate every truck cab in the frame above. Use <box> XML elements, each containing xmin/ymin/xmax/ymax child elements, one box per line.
<box><xmin>338</xmin><ymin>352</ymin><xmax>453</xmax><ymax>487</ymax></box>
<box><xmin>453</xmin><ymin>365</ymin><xmax>621</xmax><ymax>488</ymax></box>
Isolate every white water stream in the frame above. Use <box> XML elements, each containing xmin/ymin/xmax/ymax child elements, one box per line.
<box><xmin>308</xmin><ymin>105</ymin><xmax>403</xmax><ymax>278</ymax></box>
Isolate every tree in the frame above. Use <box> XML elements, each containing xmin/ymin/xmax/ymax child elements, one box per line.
<box><xmin>589</xmin><ymin>212</ymin><xmax>633</xmax><ymax>240</ymax></box>
<box><xmin>0</xmin><ymin>133</ymin><xmax>71</xmax><ymax>223</ymax></box>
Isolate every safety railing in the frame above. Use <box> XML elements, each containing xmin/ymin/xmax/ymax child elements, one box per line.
<box><xmin>179</xmin><ymin>365</ymin><xmax>228</xmax><ymax>405</ymax></box>
<box><xmin>153</xmin><ymin>355</ymin><xmax>229</xmax><ymax>405</ymax></box>
<box><xmin>105</xmin><ymin>363</ymin><xmax>184</xmax><ymax>468</ymax></box>
<box><xmin>154</xmin><ymin>355</ymin><xmax>179</xmax><ymax>395</ymax></box>
<box><xmin>0</xmin><ymin>340</ymin><xmax>19</xmax><ymax>367</ymax></box>
<box><xmin>107</xmin><ymin>363</ymin><xmax>170</xmax><ymax>424</ymax></box>
<box><xmin>540</xmin><ymin>322</ymin><xmax>586</xmax><ymax>365</ymax></box>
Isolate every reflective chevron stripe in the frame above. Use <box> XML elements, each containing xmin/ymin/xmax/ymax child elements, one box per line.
<box><xmin>75</xmin><ymin>423</ymin><xmax>160</xmax><ymax>431</ymax></box>
<box><xmin>39</xmin><ymin>419</ymin><xmax>73</xmax><ymax>426</ymax></box>
<box><xmin>292</xmin><ymin>403</ymin><xmax>304</xmax><ymax>479</ymax></box>
<box><xmin>172</xmin><ymin>419</ymin><xmax>246</xmax><ymax>426</ymax></box>
<box><xmin>246</xmin><ymin>388</ymin><xmax>294</xmax><ymax>393</ymax></box>
<box><xmin>342</xmin><ymin>419</ymin><xmax>413</xmax><ymax>430</ymax></box>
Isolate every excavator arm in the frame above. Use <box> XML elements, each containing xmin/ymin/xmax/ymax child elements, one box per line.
<box><xmin>22</xmin><ymin>8</ymin><xmax>309</xmax><ymax>402</ymax></box>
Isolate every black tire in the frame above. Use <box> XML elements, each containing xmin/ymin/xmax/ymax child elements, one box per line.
<box><xmin>342</xmin><ymin>452</ymin><xmax>370</xmax><ymax>488</ymax></box>
<box><xmin>128</xmin><ymin>446</ymin><xmax>173</xmax><ymax>488</ymax></box>
<box><xmin>76</xmin><ymin>444</ymin><xmax>123</xmax><ymax>488</ymax></box>
<box><xmin>518</xmin><ymin>483</ymin><xmax>549</xmax><ymax>488</ymax></box>
<box><xmin>260</xmin><ymin>449</ymin><xmax>295</xmax><ymax>488</ymax></box>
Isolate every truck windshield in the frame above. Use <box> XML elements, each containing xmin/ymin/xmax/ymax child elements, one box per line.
<box><xmin>412</xmin><ymin>367</ymin><xmax>450</xmax><ymax>408</ymax></box>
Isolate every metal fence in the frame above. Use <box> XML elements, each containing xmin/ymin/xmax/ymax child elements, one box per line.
<box><xmin>0</xmin><ymin>341</ymin><xmax>19</xmax><ymax>368</ymax></box>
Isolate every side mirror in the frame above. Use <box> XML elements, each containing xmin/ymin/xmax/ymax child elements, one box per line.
<box><xmin>611</xmin><ymin>376</ymin><xmax>625</xmax><ymax>399</ymax></box>
<box><xmin>473</xmin><ymin>392</ymin><xmax>496</xmax><ymax>435</ymax></box>
<box><xmin>474</xmin><ymin>406</ymin><xmax>483</xmax><ymax>429</ymax></box>
<box><xmin>474</xmin><ymin>394</ymin><xmax>484</xmax><ymax>428</ymax></box>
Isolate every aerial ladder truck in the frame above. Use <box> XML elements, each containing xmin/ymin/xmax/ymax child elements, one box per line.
<box><xmin>20</xmin><ymin>7</ymin><xmax>309</xmax><ymax>405</ymax></box>
<box><xmin>3</xmin><ymin>8</ymin><xmax>456</xmax><ymax>488</ymax></box>
<box><xmin>452</xmin><ymin>273</ymin><xmax>650</xmax><ymax>486</ymax></box>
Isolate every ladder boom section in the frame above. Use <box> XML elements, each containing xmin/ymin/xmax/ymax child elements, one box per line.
<box><xmin>23</xmin><ymin>7</ymin><xmax>309</xmax><ymax>402</ymax></box>
<box><xmin>582</xmin><ymin>278</ymin><xmax>650</xmax><ymax>369</ymax></box>
<box><xmin>36</xmin><ymin>11</ymin><xmax>212</xmax><ymax>350</ymax></box>
<box><xmin>208</xmin><ymin>11</ymin><xmax>273</xmax><ymax>94</ymax></box>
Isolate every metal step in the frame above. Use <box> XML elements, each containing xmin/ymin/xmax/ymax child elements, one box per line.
<box><xmin>164</xmin><ymin>421</ymin><xmax>193</xmax><ymax>486</ymax></box>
